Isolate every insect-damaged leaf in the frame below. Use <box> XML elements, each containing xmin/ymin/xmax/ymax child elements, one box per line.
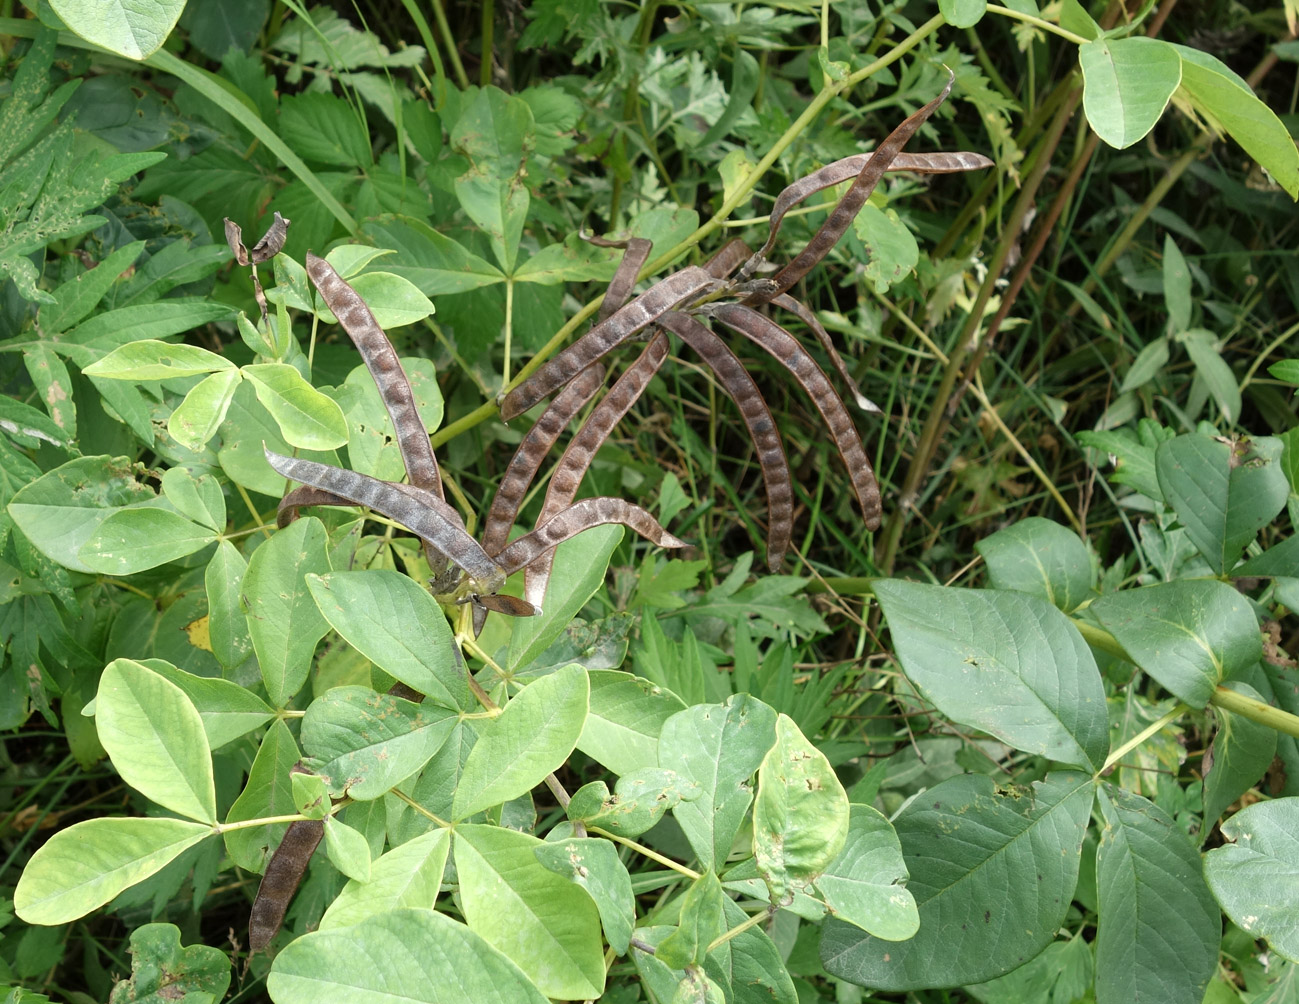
<box><xmin>533</xmin><ymin>836</ymin><xmax>636</xmax><ymax>955</ymax></box>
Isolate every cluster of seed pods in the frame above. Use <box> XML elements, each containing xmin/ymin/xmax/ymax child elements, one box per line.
<box><xmin>239</xmin><ymin>79</ymin><xmax>991</xmax><ymax>952</ymax></box>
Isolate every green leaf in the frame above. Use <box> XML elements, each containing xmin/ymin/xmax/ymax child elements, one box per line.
<box><xmin>360</xmin><ymin>217</ymin><xmax>504</xmax><ymax>295</ymax></box>
<box><xmin>512</xmin><ymin>232</ymin><xmax>621</xmax><ymax>286</ymax></box>
<box><xmin>38</xmin><ymin>240</ymin><xmax>145</xmax><ymax>335</ymax></box>
<box><xmin>241</xmin><ymin>363</ymin><xmax>349</xmax><ymax>451</ymax></box>
<box><xmin>14</xmin><ymin>817</ymin><xmax>211</xmax><ymax>925</ymax></box>
<box><xmin>568</xmin><ymin>768</ymin><xmax>698</xmax><ymax>837</ymax></box>
<box><xmin>7</xmin><ymin>455</ymin><xmax>155</xmax><ymax>572</ymax></box>
<box><xmin>672</xmin><ymin>969</ymin><xmax>726</xmax><ymax>1004</ymax></box>
<box><xmin>279</xmin><ymin>91</ymin><xmax>371</xmax><ymax>167</ymax></box>
<box><xmin>534</xmin><ymin>836</ymin><xmax>636</xmax><ymax>954</ymax></box>
<box><xmin>821</xmin><ymin>771</ymin><xmax>1095</xmax><ymax>989</ymax></box>
<box><xmin>168</xmin><ymin>369</ymin><xmax>242</xmax><ymax>451</ymax></box>
<box><xmin>657</xmin><ymin>871</ymin><xmax>728</xmax><ymax>969</ymax></box>
<box><xmin>1173</xmin><ymin>44</ymin><xmax>1299</xmax><ymax>199</ymax></box>
<box><xmin>106</xmin><ymin>923</ymin><xmax>231</xmax><ymax>1004</ymax></box>
<box><xmin>577</xmin><ymin>670</ymin><xmax>686</xmax><ymax>776</ymax></box>
<box><xmin>224</xmin><ymin>719</ymin><xmax>300</xmax><ymax>873</ymax></box>
<box><xmin>139</xmin><ymin>659</ymin><xmax>273</xmax><ymax>750</ymax></box>
<box><xmin>205</xmin><ymin>541</ymin><xmax>253</xmax><ymax>671</ymax></box>
<box><xmin>268</xmin><ymin>908</ymin><xmax>550</xmax><ymax>1003</ymax></box>
<box><xmin>1163</xmin><ymin>234</ymin><xmax>1192</xmax><ymax>333</ymax></box>
<box><xmin>453</xmin><ymin>665</ymin><xmax>589</xmax><ymax>820</ymax></box>
<box><xmin>1079</xmin><ymin>37</ymin><xmax>1181</xmax><ymax>149</ymax></box>
<box><xmin>302</xmin><ymin>686</ymin><xmax>458</xmax><ymax>800</ymax></box>
<box><xmin>243</xmin><ymin>517</ymin><xmax>331</xmax><ymax>708</ymax></box>
<box><xmin>160</xmin><ymin>468</ymin><xmax>225</xmax><ymax>531</ymax></box>
<box><xmin>753</xmin><ymin>714</ymin><xmax>849</xmax><ymax>901</ymax></box>
<box><xmin>660</xmin><ymin>694</ymin><xmax>778</xmax><ymax>870</ymax></box>
<box><xmin>323</xmin><ymin>816</ymin><xmax>372</xmax><ymax>883</ymax></box>
<box><xmin>872</xmin><ymin>581</ymin><xmax>1109</xmax><ymax>771</ymax></box>
<box><xmin>79</xmin><ymin>507</ymin><xmax>218</xmax><ymax>574</ymax></box>
<box><xmin>1120</xmin><ymin>337</ymin><xmax>1171</xmax><ymax>394</ymax></box>
<box><xmin>1095</xmin><ymin>784</ymin><xmax>1221</xmax><ymax>1003</ymax></box>
<box><xmin>307</xmin><ymin>570</ymin><xmax>470</xmax><ymax>710</ymax></box>
<box><xmin>82</xmin><ymin>339</ymin><xmax>234</xmax><ymax>380</ymax></box>
<box><xmin>508</xmin><ymin>525</ymin><xmax>623</xmax><ymax>672</ymax></box>
<box><xmin>1205</xmin><ymin>798</ymin><xmax>1299</xmax><ymax>963</ymax></box>
<box><xmin>96</xmin><ymin>659</ymin><xmax>216</xmax><ymax>823</ymax></box>
<box><xmin>815</xmin><ymin>804</ymin><xmax>918</xmax><ymax>941</ymax></box>
<box><xmin>1180</xmin><ymin>329</ymin><xmax>1243</xmax><ymax>424</ymax></box>
<box><xmin>451</xmin><ymin>87</ymin><xmax>534</xmax><ymax>273</ymax></box>
<box><xmin>1271</xmin><ymin>360</ymin><xmax>1299</xmax><ymax>387</ymax></box>
<box><xmin>939</xmin><ymin>0</ymin><xmax>988</xmax><ymax>27</ymax></box>
<box><xmin>976</xmin><ymin>517</ymin><xmax>1093</xmax><ymax>613</ymax></box>
<box><xmin>335</xmin><ymin>357</ymin><xmax>443</xmax><ymax>481</ymax></box>
<box><xmin>319</xmin><ymin>828</ymin><xmax>450</xmax><ymax>931</ymax></box>
<box><xmin>853</xmin><ymin>205</ymin><xmax>920</xmax><ymax>294</ymax></box>
<box><xmin>1091</xmin><ymin>579</ymin><xmax>1263</xmax><ymax>708</ymax></box>
<box><xmin>292</xmin><ymin>772</ymin><xmax>330</xmax><ymax>819</ymax></box>
<box><xmin>454</xmin><ymin>824</ymin><xmax>605</xmax><ymax>998</ymax></box>
<box><xmin>315</xmin><ymin>271</ymin><xmax>434</xmax><ymax>329</ymax></box>
<box><xmin>49</xmin><ymin>0</ymin><xmax>184</xmax><ymax>58</ymax></box>
<box><xmin>1202</xmin><ymin>681</ymin><xmax>1277</xmax><ymax>828</ymax></box>
<box><xmin>1235</xmin><ymin>534</ymin><xmax>1299</xmax><ymax>578</ymax></box>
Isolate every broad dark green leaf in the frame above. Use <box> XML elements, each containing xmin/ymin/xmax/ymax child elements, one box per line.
<box><xmin>96</xmin><ymin>659</ymin><xmax>216</xmax><ymax>823</ymax></box>
<box><xmin>243</xmin><ymin>517</ymin><xmax>331</xmax><ymax>708</ymax></box>
<box><xmin>106</xmin><ymin>922</ymin><xmax>230</xmax><ymax>1004</ymax></box>
<box><xmin>1155</xmin><ymin>433</ymin><xmax>1288</xmax><ymax>574</ymax></box>
<box><xmin>360</xmin><ymin>217</ymin><xmax>504</xmax><ymax>294</ymax></box>
<box><xmin>307</xmin><ymin>570</ymin><xmax>470</xmax><ymax>709</ymax></box>
<box><xmin>1203</xmin><ymin>681</ymin><xmax>1277</xmax><ymax>828</ymax></box>
<box><xmin>1079</xmin><ymin>37</ymin><xmax>1181</xmax><ymax>148</ymax></box>
<box><xmin>1094</xmin><ymin>784</ymin><xmax>1220</xmax><ymax>1004</ymax></box>
<box><xmin>1204</xmin><ymin>798</ymin><xmax>1299</xmax><ymax>963</ymax></box>
<box><xmin>224</xmin><ymin>719</ymin><xmax>302</xmax><ymax>873</ymax></box>
<box><xmin>753</xmin><ymin>714</ymin><xmax>849</xmax><ymax>901</ymax></box>
<box><xmin>268</xmin><ymin>908</ymin><xmax>549</xmax><ymax>1003</ymax></box>
<box><xmin>454</xmin><ymin>824</ymin><xmax>605</xmax><ymax>999</ymax></box>
<box><xmin>534</xmin><ymin>836</ymin><xmax>636</xmax><ymax>954</ymax></box>
<box><xmin>279</xmin><ymin>91</ymin><xmax>371</xmax><ymax>168</ymax></box>
<box><xmin>821</xmin><ymin>771</ymin><xmax>1095</xmax><ymax>990</ymax></box>
<box><xmin>14</xmin><ymin>817</ymin><xmax>211</xmax><ymax>925</ymax></box>
<box><xmin>577</xmin><ymin>670</ymin><xmax>686</xmax><ymax>776</ymax></box>
<box><xmin>79</xmin><ymin>507</ymin><xmax>217</xmax><ymax>574</ymax></box>
<box><xmin>1091</xmin><ymin>579</ymin><xmax>1262</xmax><ymax>708</ymax></box>
<box><xmin>873</xmin><ymin>581</ymin><xmax>1109</xmax><ymax>771</ymax></box>
<box><xmin>660</xmin><ymin>694</ymin><xmax>778</xmax><ymax>870</ymax></box>
<box><xmin>1234</xmin><ymin>534</ymin><xmax>1299</xmax><ymax>578</ymax></box>
<box><xmin>976</xmin><ymin>517</ymin><xmax>1093</xmax><ymax>612</ymax></box>
<box><xmin>302</xmin><ymin>686</ymin><xmax>458</xmax><ymax>800</ymax></box>
<box><xmin>452</xmin><ymin>665</ymin><xmax>589</xmax><ymax>820</ymax></box>
<box><xmin>1181</xmin><ymin>329</ymin><xmax>1242</xmax><ymax>423</ymax></box>
<box><xmin>815</xmin><ymin>804</ymin><xmax>918</xmax><ymax>941</ymax></box>
<box><xmin>320</xmin><ymin>828</ymin><xmax>450</xmax><ymax>931</ymax></box>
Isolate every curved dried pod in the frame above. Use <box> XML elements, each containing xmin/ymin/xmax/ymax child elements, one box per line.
<box><xmin>305</xmin><ymin>252</ymin><xmax>443</xmax><ymax>500</ymax></box>
<box><xmin>771</xmin><ymin>293</ymin><xmax>880</xmax><ymax>414</ymax></box>
<box><xmin>264</xmin><ymin>447</ymin><xmax>505</xmax><ymax>593</ymax></box>
<box><xmin>657</xmin><ymin>311</ymin><xmax>793</xmax><ymax>570</ymax></box>
<box><xmin>581</xmin><ymin>232</ymin><xmax>654</xmax><ymax>322</ymax></box>
<box><xmin>471</xmin><ymin>593</ymin><xmax>538</xmax><ymax>617</ymax></box>
<box><xmin>498</xmin><ymin>497</ymin><xmax>685</xmax><ymax>577</ymax></box>
<box><xmin>501</xmin><ymin>266</ymin><xmax>715</xmax><ymax>421</ymax></box>
<box><xmin>703</xmin><ymin>238</ymin><xmax>752</xmax><ymax>279</ymax></box>
<box><xmin>248</xmin><ymin>816</ymin><xmax>323</xmax><ymax>953</ymax></box>
<box><xmin>481</xmin><ymin>363</ymin><xmax>606</xmax><ymax>558</ymax></box>
<box><xmin>524</xmin><ymin>333</ymin><xmax>670</xmax><ymax>609</ymax></box>
<box><xmin>742</xmin><ymin>78</ymin><xmax>956</xmax><ymax>304</ymax></box>
<box><xmin>277</xmin><ymin>485</ymin><xmax>359</xmax><ymax>528</ymax></box>
<box><xmin>712</xmin><ymin>303</ymin><xmax>882</xmax><ymax>529</ymax></box>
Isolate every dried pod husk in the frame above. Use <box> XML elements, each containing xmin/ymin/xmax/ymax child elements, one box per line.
<box><xmin>713</xmin><ymin>303</ymin><xmax>882</xmax><ymax>529</ymax></box>
<box><xmin>742</xmin><ymin>78</ymin><xmax>956</xmax><ymax>303</ymax></box>
<box><xmin>471</xmin><ymin>593</ymin><xmax>537</xmax><ymax>617</ymax></box>
<box><xmin>524</xmin><ymin>333</ymin><xmax>670</xmax><ymax>609</ymax></box>
<box><xmin>250</xmin><ymin>212</ymin><xmax>290</xmax><ymax>263</ymax></box>
<box><xmin>501</xmin><ymin>267</ymin><xmax>715</xmax><ymax>420</ymax></box>
<box><xmin>658</xmin><ymin>311</ymin><xmax>793</xmax><ymax>570</ymax></box>
<box><xmin>481</xmin><ymin>364</ymin><xmax>607</xmax><ymax>559</ymax></box>
<box><xmin>703</xmin><ymin>238</ymin><xmax>753</xmax><ymax>279</ymax></box>
<box><xmin>223</xmin><ymin>218</ymin><xmax>251</xmax><ymax>267</ymax></box>
<box><xmin>248</xmin><ymin>817</ymin><xmax>323</xmax><ymax>953</ymax></box>
<box><xmin>498</xmin><ymin>497</ymin><xmax>685</xmax><ymax>578</ymax></box>
<box><xmin>771</xmin><ymin>293</ymin><xmax>880</xmax><ymax>414</ymax></box>
<box><xmin>581</xmin><ymin>233</ymin><xmax>654</xmax><ymax>322</ymax></box>
<box><xmin>264</xmin><ymin>447</ymin><xmax>505</xmax><ymax>593</ymax></box>
<box><xmin>305</xmin><ymin>252</ymin><xmax>443</xmax><ymax>500</ymax></box>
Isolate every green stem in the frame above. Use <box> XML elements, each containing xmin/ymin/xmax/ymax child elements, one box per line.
<box><xmin>985</xmin><ymin>4</ymin><xmax>1090</xmax><ymax>45</ymax></box>
<box><xmin>429</xmin><ymin>0</ymin><xmax>470</xmax><ymax>90</ymax></box>
<box><xmin>397</xmin><ymin>0</ymin><xmax>448</xmax><ymax>108</ymax></box>
<box><xmin>1211</xmin><ymin>685</ymin><xmax>1299</xmax><ymax>740</ymax></box>
<box><xmin>707</xmin><ymin>908</ymin><xmax>771</xmax><ymax>952</ymax></box>
<box><xmin>480</xmin><ymin>0</ymin><xmax>494</xmax><ymax>87</ymax></box>
<box><xmin>214</xmin><ymin>812</ymin><xmax>312</xmax><ymax>833</ymax></box>
<box><xmin>1101</xmin><ymin>702</ymin><xmax>1187</xmax><ymax>773</ymax></box>
<box><xmin>588</xmin><ymin>826</ymin><xmax>700</xmax><ymax>880</ymax></box>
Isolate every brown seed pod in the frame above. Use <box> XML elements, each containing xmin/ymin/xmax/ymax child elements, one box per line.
<box><xmin>305</xmin><ymin>253</ymin><xmax>443</xmax><ymax>500</ymax></box>
<box><xmin>702</xmin><ymin>239</ymin><xmax>753</xmax><ymax>279</ymax></box>
<box><xmin>657</xmin><ymin>310</ymin><xmax>793</xmax><ymax>570</ymax></box>
<box><xmin>770</xmin><ymin>293</ymin><xmax>879</xmax><ymax>414</ymax></box>
<box><xmin>500</xmin><ymin>266</ymin><xmax>716</xmax><ymax>421</ymax></box>
<box><xmin>498</xmin><ymin>497</ymin><xmax>685</xmax><ymax>577</ymax></box>
<box><xmin>524</xmin><ymin>333</ymin><xmax>670</xmax><ymax>609</ymax></box>
<box><xmin>247</xmin><ymin>817</ymin><xmax>323</xmax><ymax>953</ymax></box>
<box><xmin>712</xmin><ymin>303</ymin><xmax>882</xmax><ymax>529</ymax></box>
<box><xmin>581</xmin><ymin>233</ymin><xmax>654</xmax><ymax>323</ymax></box>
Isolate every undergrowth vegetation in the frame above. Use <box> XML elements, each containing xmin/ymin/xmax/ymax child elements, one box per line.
<box><xmin>2</xmin><ymin>1</ymin><xmax>1299</xmax><ymax>1002</ymax></box>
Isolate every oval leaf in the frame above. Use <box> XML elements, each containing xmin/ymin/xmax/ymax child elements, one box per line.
<box><xmin>1205</xmin><ymin>798</ymin><xmax>1299</xmax><ymax>963</ymax></box>
<box><xmin>975</xmin><ymin>517</ymin><xmax>1093</xmax><ymax>613</ymax></box>
<box><xmin>79</xmin><ymin>507</ymin><xmax>217</xmax><ymax>574</ymax></box>
<box><xmin>533</xmin><ymin>836</ymin><xmax>636</xmax><ymax>954</ymax></box>
<box><xmin>319</xmin><ymin>829</ymin><xmax>451</xmax><ymax>932</ymax></box>
<box><xmin>241</xmin><ymin>362</ymin><xmax>349</xmax><ymax>450</ymax></box>
<box><xmin>452</xmin><ymin>665</ymin><xmax>589</xmax><ymax>820</ymax></box>
<box><xmin>815</xmin><ymin>804</ymin><xmax>918</xmax><ymax>942</ymax></box>
<box><xmin>96</xmin><ymin>659</ymin><xmax>216</xmax><ymax>823</ymax></box>
<box><xmin>82</xmin><ymin>338</ymin><xmax>234</xmax><ymax>380</ymax></box>
<box><xmin>169</xmin><ymin>368</ymin><xmax>242</xmax><ymax>451</ymax></box>
<box><xmin>316</xmin><ymin>271</ymin><xmax>435</xmax><ymax>329</ymax></box>
<box><xmin>1080</xmin><ymin>37</ymin><xmax>1181</xmax><ymax>149</ymax></box>
<box><xmin>49</xmin><ymin>0</ymin><xmax>185</xmax><ymax>59</ymax></box>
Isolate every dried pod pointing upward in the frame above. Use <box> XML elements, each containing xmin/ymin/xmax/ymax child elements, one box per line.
<box><xmin>498</xmin><ymin>497</ymin><xmax>685</xmax><ymax>577</ymax></box>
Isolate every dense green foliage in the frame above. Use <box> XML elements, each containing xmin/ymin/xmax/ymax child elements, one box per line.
<box><xmin>2</xmin><ymin>1</ymin><xmax>1299</xmax><ymax>1002</ymax></box>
